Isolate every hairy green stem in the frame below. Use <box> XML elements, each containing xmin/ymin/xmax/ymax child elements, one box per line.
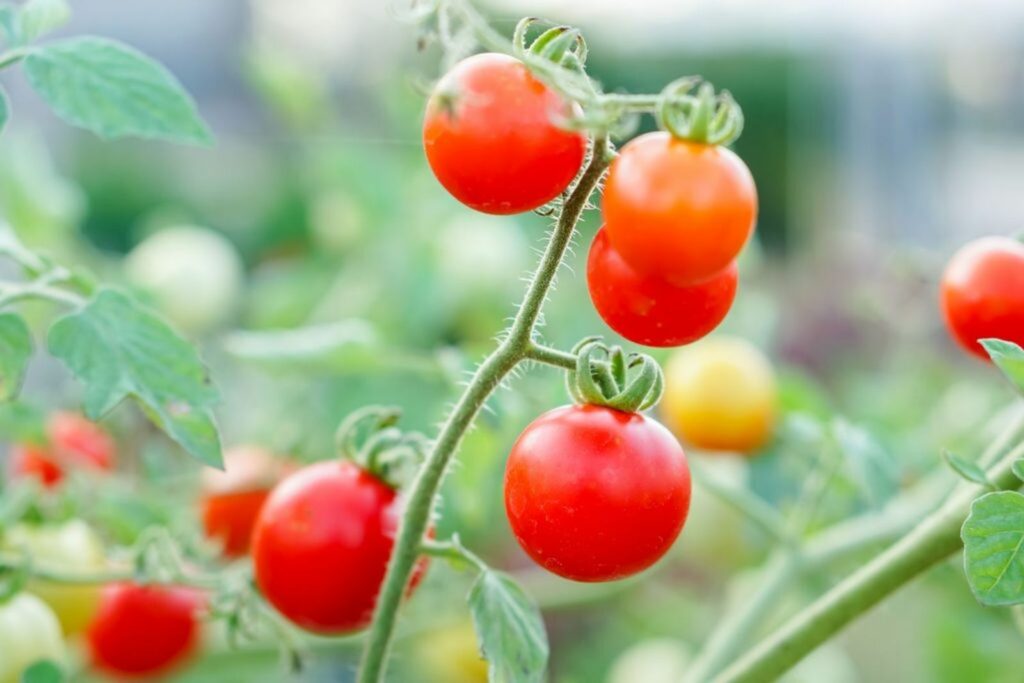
<box><xmin>356</xmin><ymin>138</ymin><xmax>609</xmax><ymax>683</ymax></box>
<box><xmin>711</xmin><ymin>438</ymin><xmax>1024</xmax><ymax>683</ymax></box>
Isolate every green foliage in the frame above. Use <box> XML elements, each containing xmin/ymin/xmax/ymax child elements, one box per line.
<box><xmin>16</xmin><ymin>0</ymin><xmax>69</xmax><ymax>44</ymax></box>
<box><xmin>0</xmin><ymin>86</ymin><xmax>7</xmax><ymax>134</ymax></box>
<box><xmin>468</xmin><ymin>569</ymin><xmax>549</xmax><ymax>683</ymax></box>
<box><xmin>942</xmin><ymin>450</ymin><xmax>992</xmax><ymax>487</ymax></box>
<box><xmin>20</xmin><ymin>660</ymin><xmax>64</xmax><ymax>683</ymax></box>
<box><xmin>47</xmin><ymin>288</ymin><xmax>222</xmax><ymax>467</ymax></box>
<box><xmin>23</xmin><ymin>37</ymin><xmax>212</xmax><ymax>144</ymax></box>
<box><xmin>0</xmin><ymin>311</ymin><xmax>31</xmax><ymax>400</ymax></box>
<box><xmin>962</xmin><ymin>491</ymin><xmax>1024</xmax><ymax>606</ymax></box>
<box><xmin>0</xmin><ymin>400</ymin><xmax>44</xmax><ymax>443</ymax></box>
<box><xmin>982</xmin><ymin>339</ymin><xmax>1024</xmax><ymax>394</ymax></box>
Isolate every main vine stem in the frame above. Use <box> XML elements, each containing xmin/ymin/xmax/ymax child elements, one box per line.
<box><xmin>356</xmin><ymin>135</ymin><xmax>611</xmax><ymax>683</ymax></box>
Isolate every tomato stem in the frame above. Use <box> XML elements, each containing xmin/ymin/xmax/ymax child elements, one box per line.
<box><xmin>356</xmin><ymin>135</ymin><xmax>610</xmax><ymax>683</ymax></box>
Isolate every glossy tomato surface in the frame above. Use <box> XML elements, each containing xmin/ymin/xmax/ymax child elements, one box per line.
<box><xmin>252</xmin><ymin>460</ymin><xmax>427</xmax><ymax>634</ymax></box>
<box><xmin>504</xmin><ymin>404</ymin><xmax>691</xmax><ymax>582</ymax></box>
<box><xmin>603</xmin><ymin>132</ymin><xmax>756</xmax><ymax>283</ymax></box>
<box><xmin>940</xmin><ymin>236</ymin><xmax>1024</xmax><ymax>359</ymax></box>
<box><xmin>8</xmin><ymin>413</ymin><xmax>115</xmax><ymax>488</ymax></box>
<box><xmin>587</xmin><ymin>226</ymin><xmax>737</xmax><ymax>347</ymax></box>
<box><xmin>87</xmin><ymin>583</ymin><xmax>201</xmax><ymax>678</ymax></box>
<box><xmin>423</xmin><ymin>53</ymin><xmax>586</xmax><ymax>215</ymax></box>
<box><xmin>662</xmin><ymin>336</ymin><xmax>777</xmax><ymax>453</ymax></box>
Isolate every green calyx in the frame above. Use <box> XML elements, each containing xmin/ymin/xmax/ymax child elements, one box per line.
<box><xmin>335</xmin><ymin>406</ymin><xmax>428</xmax><ymax>489</ymax></box>
<box><xmin>513</xmin><ymin>17</ymin><xmax>588</xmax><ymax>72</ymax></box>
<box><xmin>565</xmin><ymin>338</ymin><xmax>664</xmax><ymax>413</ymax></box>
<box><xmin>657</xmin><ymin>77</ymin><xmax>744</xmax><ymax>146</ymax></box>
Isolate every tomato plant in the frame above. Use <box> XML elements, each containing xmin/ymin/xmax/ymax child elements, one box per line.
<box><xmin>602</xmin><ymin>132</ymin><xmax>757</xmax><ymax>284</ymax></box>
<box><xmin>423</xmin><ymin>53</ymin><xmax>586</xmax><ymax>215</ymax></box>
<box><xmin>941</xmin><ymin>236</ymin><xmax>1024</xmax><ymax>359</ymax></box>
<box><xmin>8</xmin><ymin>412</ymin><xmax>115</xmax><ymax>487</ymax></box>
<box><xmin>661</xmin><ymin>336</ymin><xmax>778</xmax><ymax>453</ymax></box>
<box><xmin>0</xmin><ymin>593</ymin><xmax>66</xmax><ymax>683</ymax></box>
<box><xmin>504</xmin><ymin>404</ymin><xmax>691</xmax><ymax>582</ymax></box>
<box><xmin>587</xmin><ymin>226</ymin><xmax>737</xmax><ymax>347</ymax></box>
<box><xmin>87</xmin><ymin>583</ymin><xmax>202</xmax><ymax>678</ymax></box>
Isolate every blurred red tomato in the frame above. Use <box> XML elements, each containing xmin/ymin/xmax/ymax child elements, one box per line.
<box><xmin>8</xmin><ymin>412</ymin><xmax>115</xmax><ymax>487</ymax></box>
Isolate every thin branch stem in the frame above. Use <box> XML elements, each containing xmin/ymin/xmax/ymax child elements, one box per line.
<box><xmin>356</xmin><ymin>136</ymin><xmax>610</xmax><ymax>683</ymax></box>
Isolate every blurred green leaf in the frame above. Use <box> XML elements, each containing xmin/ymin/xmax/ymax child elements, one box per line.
<box><xmin>962</xmin><ymin>491</ymin><xmax>1024</xmax><ymax>606</ymax></box>
<box><xmin>47</xmin><ymin>287</ymin><xmax>222</xmax><ymax>467</ymax></box>
<box><xmin>831</xmin><ymin>418</ymin><xmax>898</xmax><ymax>508</ymax></box>
<box><xmin>469</xmin><ymin>568</ymin><xmax>549</xmax><ymax>683</ymax></box>
<box><xmin>1013</xmin><ymin>459</ymin><xmax>1024</xmax><ymax>483</ymax></box>
<box><xmin>0</xmin><ymin>86</ymin><xmax>8</xmax><ymax>135</ymax></box>
<box><xmin>0</xmin><ymin>3</ymin><xmax>19</xmax><ymax>45</ymax></box>
<box><xmin>18</xmin><ymin>0</ymin><xmax>69</xmax><ymax>43</ymax></box>
<box><xmin>23</xmin><ymin>37</ymin><xmax>212</xmax><ymax>144</ymax></box>
<box><xmin>942</xmin><ymin>450</ymin><xmax>992</xmax><ymax>487</ymax></box>
<box><xmin>0</xmin><ymin>400</ymin><xmax>44</xmax><ymax>443</ymax></box>
<box><xmin>0</xmin><ymin>311</ymin><xmax>30</xmax><ymax>400</ymax></box>
<box><xmin>981</xmin><ymin>339</ymin><xmax>1024</xmax><ymax>394</ymax></box>
<box><xmin>20</xmin><ymin>660</ymin><xmax>64</xmax><ymax>683</ymax></box>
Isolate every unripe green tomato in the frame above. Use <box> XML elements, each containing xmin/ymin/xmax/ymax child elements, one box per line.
<box><xmin>4</xmin><ymin>520</ymin><xmax>107</xmax><ymax>636</ymax></box>
<box><xmin>0</xmin><ymin>592</ymin><xmax>66</xmax><ymax>683</ymax></box>
<box><xmin>607</xmin><ymin>639</ymin><xmax>690</xmax><ymax>683</ymax></box>
<box><xmin>125</xmin><ymin>225</ymin><xmax>244</xmax><ymax>335</ymax></box>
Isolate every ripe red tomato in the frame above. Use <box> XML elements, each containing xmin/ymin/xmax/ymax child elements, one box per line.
<box><xmin>8</xmin><ymin>412</ymin><xmax>115</xmax><ymax>487</ymax></box>
<box><xmin>87</xmin><ymin>583</ymin><xmax>202</xmax><ymax>678</ymax></box>
<box><xmin>423</xmin><ymin>53</ymin><xmax>586</xmax><ymax>215</ymax></box>
<box><xmin>587</xmin><ymin>226</ymin><xmax>737</xmax><ymax>347</ymax></box>
<box><xmin>504</xmin><ymin>404</ymin><xmax>691</xmax><ymax>582</ymax></box>
<box><xmin>602</xmin><ymin>132</ymin><xmax>757</xmax><ymax>283</ymax></box>
<box><xmin>940</xmin><ymin>236</ymin><xmax>1024</xmax><ymax>359</ymax></box>
<box><xmin>200</xmin><ymin>446</ymin><xmax>292</xmax><ymax>558</ymax></box>
<box><xmin>252</xmin><ymin>460</ymin><xmax>428</xmax><ymax>634</ymax></box>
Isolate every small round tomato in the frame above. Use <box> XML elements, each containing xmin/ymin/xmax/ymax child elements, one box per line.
<box><xmin>4</xmin><ymin>520</ymin><xmax>107</xmax><ymax>635</ymax></box>
<box><xmin>87</xmin><ymin>583</ymin><xmax>201</xmax><ymax>678</ymax></box>
<box><xmin>662</xmin><ymin>336</ymin><xmax>777</xmax><ymax>453</ymax></box>
<box><xmin>0</xmin><ymin>592</ymin><xmax>66</xmax><ymax>683</ymax></box>
<box><xmin>940</xmin><ymin>236</ymin><xmax>1024</xmax><ymax>360</ymax></box>
<box><xmin>423</xmin><ymin>53</ymin><xmax>586</xmax><ymax>215</ymax></box>
<box><xmin>587</xmin><ymin>226</ymin><xmax>737</xmax><ymax>347</ymax></box>
<box><xmin>252</xmin><ymin>460</ymin><xmax>428</xmax><ymax>634</ymax></box>
<box><xmin>200</xmin><ymin>446</ymin><xmax>292</xmax><ymax>558</ymax></box>
<box><xmin>8</xmin><ymin>413</ymin><xmax>115</xmax><ymax>488</ymax></box>
<box><xmin>504</xmin><ymin>404</ymin><xmax>691</xmax><ymax>582</ymax></box>
<box><xmin>602</xmin><ymin>132</ymin><xmax>757</xmax><ymax>283</ymax></box>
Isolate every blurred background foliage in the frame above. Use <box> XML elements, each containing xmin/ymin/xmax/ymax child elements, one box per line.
<box><xmin>1</xmin><ymin>0</ymin><xmax>1023</xmax><ymax>681</ymax></box>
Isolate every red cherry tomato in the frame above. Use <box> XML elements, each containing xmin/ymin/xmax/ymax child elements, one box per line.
<box><xmin>941</xmin><ymin>236</ymin><xmax>1024</xmax><ymax>360</ymax></box>
<box><xmin>587</xmin><ymin>226</ymin><xmax>737</xmax><ymax>347</ymax></box>
<box><xmin>504</xmin><ymin>404</ymin><xmax>691</xmax><ymax>582</ymax></box>
<box><xmin>8</xmin><ymin>412</ymin><xmax>115</xmax><ymax>487</ymax></box>
<box><xmin>87</xmin><ymin>583</ymin><xmax>202</xmax><ymax>678</ymax></box>
<box><xmin>602</xmin><ymin>132</ymin><xmax>757</xmax><ymax>283</ymax></box>
<box><xmin>252</xmin><ymin>460</ymin><xmax>428</xmax><ymax>634</ymax></box>
<box><xmin>200</xmin><ymin>446</ymin><xmax>293</xmax><ymax>558</ymax></box>
<box><xmin>423</xmin><ymin>52</ymin><xmax>587</xmax><ymax>215</ymax></box>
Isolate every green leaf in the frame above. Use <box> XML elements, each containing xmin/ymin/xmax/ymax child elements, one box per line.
<box><xmin>942</xmin><ymin>450</ymin><xmax>992</xmax><ymax>487</ymax></box>
<box><xmin>0</xmin><ymin>85</ymin><xmax>8</xmax><ymax>135</ymax></box>
<box><xmin>0</xmin><ymin>400</ymin><xmax>45</xmax><ymax>443</ymax></box>
<box><xmin>20</xmin><ymin>660</ymin><xmax>64</xmax><ymax>683</ymax></box>
<box><xmin>23</xmin><ymin>37</ymin><xmax>212</xmax><ymax>144</ymax></box>
<box><xmin>47</xmin><ymin>288</ymin><xmax>222</xmax><ymax>466</ymax></box>
<box><xmin>1013</xmin><ymin>459</ymin><xmax>1024</xmax><ymax>483</ymax></box>
<box><xmin>0</xmin><ymin>4</ymin><xmax>21</xmax><ymax>45</ymax></box>
<box><xmin>18</xmin><ymin>0</ymin><xmax>69</xmax><ymax>43</ymax></box>
<box><xmin>0</xmin><ymin>311</ymin><xmax>31</xmax><ymax>400</ymax></box>
<box><xmin>962</xmin><ymin>491</ymin><xmax>1024</xmax><ymax>606</ymax></box>
<box><xmin>468</xmin><ymin>568</ymin><xmax>549</xmax><ymax>683</ymax></box>
<box><xmin>981</xmin><ymin>339</ymin><xmax>1024</xmax><ymax>394</ymax></box>
<box><xmin>831</xmin><ymin>418</ymin><xmax>898</xmax><ymax>508</ymax></box>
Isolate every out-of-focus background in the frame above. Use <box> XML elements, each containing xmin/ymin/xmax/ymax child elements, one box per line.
<box><xmin>2</xmin><ymin>1</ymin><xmax>1023</xmax><ymax>681</ymax></box>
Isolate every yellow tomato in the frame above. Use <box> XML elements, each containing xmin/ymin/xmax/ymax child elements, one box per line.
<box><xmin>416</xmin><ymin>621</ymin><xmax>489</xmax><ymax>683</ymax></box>
<box><xmin>662</xmin><ymin>336</ymin><xmax>778</xmax><ymax>453</ymax></box>
<box><xmin>0</xmin><ymin>592</ymin><xmax>66</xmax><ymax>683</ymax></box>
<box><xmin>4</xmin><ymin>520</ymin><xmax>107</xmax><ymax>636</ymax></box>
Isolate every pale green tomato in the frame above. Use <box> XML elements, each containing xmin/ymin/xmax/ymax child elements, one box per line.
<box><xmin>0</xmin><ymin>593</ymin><xmax>66</xmax><ymax>683</ymax></box>
<box><xmin>607</xmin><ymin>639</ymin><xmax>690</xmax><ymax>683</ymax></box>
<box><xmin>125</xmin><ymin>225</ymin><xmax>244</xmax><ymax>335</ymax></box>
<box><xmin>4</xmin><ymin>520</ymin><xmax>107</xmax><ymax>635</ymax></box>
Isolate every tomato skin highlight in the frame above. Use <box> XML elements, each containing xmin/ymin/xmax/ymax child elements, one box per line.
<box><xmin>8</xmin><ymin>412</ymin><xmax>115</xmax><ymax>487</ymax></box>
<box><xmin>423</xmin><ymin>52</ymin><xmax>586</xmax><ymax>215</ymax></box>
<box><xmin>587</xmin><ymin>226</ymin><xmax>737</xmax><ymax>347</ymax></box>
<box><xmin>662</xmin><ymin>337</ymin><xmax>778</xmax><ymax>453</ymax></box>
<box><xmin>504</xmin><ymin>404</ymin><xmax>691</xmax><ymax>582</ymax></box>
<box><xmin>940</xmin><ymin>236</ymin><xmax>1024</xmax><ymax>360</ymax></box>
<box><xmin>602</xmin><ymin>132</ymin><xmax>757</xmax><ymax>283</ymax></box>
<box><xmin>252</xmin><ymin>460</ymin><xmax>428</xmax><ymax>634</ymax></box>
<box><xmin>87</xmin><ymin>583</ymin><xmax>201</xmax><ymax>678</ymax></box>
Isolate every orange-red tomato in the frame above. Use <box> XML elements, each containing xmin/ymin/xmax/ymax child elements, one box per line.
<box><xmin>602</xmin><ymin>132</ymin><xmax>757</xmax><ymax>283</ymax></box>
<box><xmin>587</xmin><ymin>226</ymin><xmax>737</xmax><ymax>347</ymax></box>
<box><xmin>423</xmin><ymin>53</ymin><xmax>586</xmax><ymax>215</ymax></box>
<box><xmin>8</xmin><ymin>412</ymin><xmax>115</xmax><ymax>487</ymax></box>
<box><xmin>200</xmin><ymin>446</ymin><xmax>291</xmax><ymax>558</ymax></box>
<box><xmin>940</xmin><ymin>236</ymin><xmax>1024</xmax><ymax>360</ymax></box>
